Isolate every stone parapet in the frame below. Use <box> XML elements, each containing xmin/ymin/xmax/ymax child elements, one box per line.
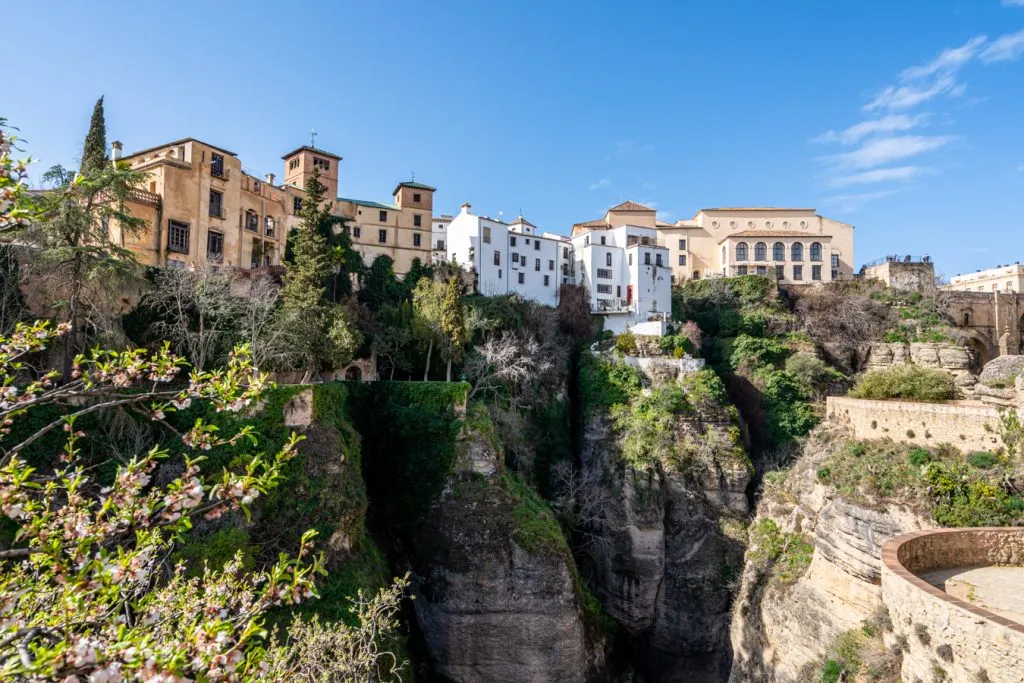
<box><xmin>881</xmin><ymin>528</ymin><xmax>1024</xmax><ymax>683</ymax></box>
<box><xmin>825</xmin><ymin>396</ymin><xmax>1003</xmax><ymax>452</ymax></box>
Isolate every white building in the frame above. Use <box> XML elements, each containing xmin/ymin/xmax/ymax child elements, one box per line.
<box><xmin>944</xmin><ymin>263</ymin><xmax>1024</xmax><ymax>293</ymax></box>
<box><xmin>570</xmin><ymin>222</ymin><xmax>671</xmax><ymax>335</ymax></box>
<box><xmin>445</xmin><ymin>203</ymin><xmax>564</xmax><ymax>307</ymax></box>
<box><xmin>432</xmin><ymin>214</ymin><xmax>453</xmax><ymax>263</ymax></box>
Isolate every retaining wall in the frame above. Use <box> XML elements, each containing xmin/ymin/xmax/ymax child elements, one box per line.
<box><xmin>825</xmin><ymin>396</ymin><xmax>1003</xmax><ymax>452</ymax></box>
<box><xmin>880</xmin><ymin>528</ymin><xmax>1024</xmax><ymax>683</ymax></box>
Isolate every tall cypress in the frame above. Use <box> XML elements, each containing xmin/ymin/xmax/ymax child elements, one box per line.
<box><xmin>79</xmin><ymin>96</ymin><xmax>107</xmax><ymax>174</ymax></box>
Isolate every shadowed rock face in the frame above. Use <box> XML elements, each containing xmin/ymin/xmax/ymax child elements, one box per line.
<box><xmin>409</xmin><ymin>430</ymin><xmax>603</xmax><ymax>683</ymax></box>
<box><xmin>579</xmin><ymin>413</ymin><xmax>749</xmax><ymax>682</ymax></box>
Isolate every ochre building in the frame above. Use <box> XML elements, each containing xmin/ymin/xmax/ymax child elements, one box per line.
<box><xmin>112</xmin><ymin>138</ymin><xmax>433</xmax><ymax>276</ymax></box>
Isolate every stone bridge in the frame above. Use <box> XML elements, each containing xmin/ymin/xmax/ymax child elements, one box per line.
<box><xmin>945</xmin><ymin>291</ymin><xmax>1024</xmax><ymax>365</ymax></box>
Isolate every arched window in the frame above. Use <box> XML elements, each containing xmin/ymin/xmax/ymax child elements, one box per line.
<box><xmin>244</xmin><ymin>209</ymin><xmax>258</xmax><ymax>232</ymax></box>
<box><xmin>773</xmin><ymin>242</ymin><xmax>785</xmax><ymax>262</ymax></box>
<box><xmin>791</xmin><ymin>242</ymin><xmax>804</xmax><ymax>262</ymax></box>
<box><xmin>736</xmin><ymin>242</ymin><xmax>749</xmax><ymax>261</ymax></box>
<box><xmin>754</xmin><ymin>242</ymin><xmax>767</xmax><ymax>262</ymax></box>
<box><xmin>606</xmin><ymin>252</ymin><xmax>612</xmax><ymax>267</ymax></box>
<box><xmin>810</xmin><ymin>242</ymin><xmax>823</xmax><ymax>262</ymax></box>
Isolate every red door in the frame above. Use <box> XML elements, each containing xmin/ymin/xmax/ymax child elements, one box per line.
<box><xmin>626</xmin><ymin>285</ymin><xmax>633</xmax><ymax>304</ymax></box>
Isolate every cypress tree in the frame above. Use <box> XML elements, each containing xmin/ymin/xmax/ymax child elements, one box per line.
<box><xmin>79</xmin><ymin>96</ymin><xmax>107</xmax><ymax>175</ymax></box>
<box><xmin>440</xmin><ymin>276</ymin><xmax>466</xmax><ymax>381</ymax></box>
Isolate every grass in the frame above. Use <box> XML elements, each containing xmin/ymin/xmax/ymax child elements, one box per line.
<box><xmin>747</xmin><ymin>518</ymin><xmax>814</xmax><ymax>584</ymax></box>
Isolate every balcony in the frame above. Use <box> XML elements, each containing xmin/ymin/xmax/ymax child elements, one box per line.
<box><xmin>592</xmin><ymin>298</ymin><xmax>632</xmax><ymax>313</ymax></box>
<box><xmin>210</xmin><ymin>163</ymin><xmax>229</xmax><ymax>181</ymax></box>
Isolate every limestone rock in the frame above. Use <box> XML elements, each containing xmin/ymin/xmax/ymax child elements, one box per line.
<box><xmin>980</xmin><ymin>355</ymin><xmax>1024</xmax><ymax>386</ymax></box>
<box><xmin>909</xmin><ymin>343</ymin><xmax>942</xmax><ymax>367</ymax></box>
<box><xmin>866</xmin><ymin>342</ymin><xmax>909</xmax><ymax>368</ymax></box>
<box><xmin>410</xmin><ymin>426</ymin><xmax>602</xmax><ymax>683</ymax></box>
<box><xmin>937</xmin><ymin>345</ymin><xmax>974</xmax><ymax>370</ymax></box>
<box><xmin>955</xmin><ymin>373</ymin><xmax>979</xmax><ymax>388</ymax></box>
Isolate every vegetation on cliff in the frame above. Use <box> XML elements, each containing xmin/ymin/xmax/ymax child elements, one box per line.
<box><xmin>849</xmin><ymin>364</ymin><xmax>958</xmax><ymax>402</ymax></box>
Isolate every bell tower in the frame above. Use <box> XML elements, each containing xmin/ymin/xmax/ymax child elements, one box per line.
<box><xmin>281</xmin><ymin>144</ymin><xmax>342</xmax><ymax>201</ymax></box>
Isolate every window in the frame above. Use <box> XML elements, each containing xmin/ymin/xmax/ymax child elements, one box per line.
<box><xmin>737</xmin><ymin>265</ymin><xmax>748</xmax><ymax>276</ymax></box>
<box><xmin>563</xmin><ymin>247</ymin><xmax>569</xmax><ymax>258</ymax></box>
<box><xmin>644</xmin><ymin>252</ymin><xmax>651</xmax><ymax>266</ymax></box>
<box><xmin>791</xmin><ymin>243</ymin><xmax>804</xmax><ymax>261</ymax></box>
<box><xmin>596</xmin><ymin>284</ymin><xmax>612</xmax><ymax>294</ymax></box>
<box><xmin>736</xmin><ymin>242</ymin><xmax>749</xmax><ymax>261</ymax></box>
<box><xmin>498</xmin><ymin>269</ymin><xmax>502</xmax><ymax>278</ymax></box>
<box><xmin>210</xmin><ymin>153</ymin><xmax>225</xmax><ymax>178</ymax></box>
<box><xmin>353</xmin><ymin>226</ymin><xmax>361</xmax><ymax>238</ymax></box>
<box><xmin>773</xmin><ymin>242</ymin><xmax>785</xmax><ymax>262</ymax></box>
<box><xmin>378</xmin><ymin>229</ymin><xmax>387</xmax><ymax>243</ymax></box>
<box><xmin>293</xmin><ymin>197</ymin><xmax>303</xmax><ymax>214</ymax></box>
<box><xmin>206</xmin><ymin>230</ymin><xmax>223</xmax><ymax>260</ymax></box>
<box><xmin>518</xmin><ymin>272</ymin><xmax>525</xmax><ymax>284</ymax></box>
<box><xmin>413</xmin><ymin>193</ymin><xmax>421</xmax><ymax>203</ymax></box>
<box><xmin>494</xmin><ymin>251</ymin><xmax>501</xmax><ymax>266</ymax></box>
<box><xmin>379</xmin><ymin>210</ymin><xmax>388</xmax><ymax>222</ymax></box>
<box><xmin>617</xmin><ymin>285</ymin><xmax>621</xmax><ymax>298</ymax></box>
<box><xmin>483</xmin><ymin>226</ymin><xmax>492</xmax><ymax>244</ymax></box>
<box><xmin>678</xmin><ymin>239</ymin><xmax>686</xmax><ymax>250</ymax></box>
<box><xmin>544</xmin><ymin>275</ymin><xmax>550</xmax><ymax>286</ymax></box>
<box><xmin>810</xmin><ymin>242</ymin><xmax>823</xmax><ymax>262</ymax></box>
<box><xmin>522</xmin><ymin>253</ymin><xmax>527</xmax><ymax>264</ymax></box>
<box><xmin>535</xmin><ymin>258</ymin><xmax>540</xmax><ymax>271</ymax></box>
<box><xmin>209</xmin><ymin>190</ymin><xmax>223</xmax><ymax>218</ymax></box>
<box><xmin>756</xmin><ymin>265</ymin><xmax>767</xmax><ymax>276</ymax></box>
<box><xmin>655</xmin><ymin>253</ymin><xmax>663</xmax><ymax>267</ymax></box>
<box><xmin>605</xmin><ymin>253</ymin><xmax>612</xmax><ymax>267</ymax></box>
<box><xmin>168</xmin><ymin>220</ymin><xmax>190</xmax><ymax>254</ymax></box>
<box><xmin>525</xmin><ymin>238</ymin><xmax>530</xmax><ymax>245</ymax></box>
<box><xmin>288</xmin><ymin>158</ymin><xmax>299</xmax><ymax>171</ymax></box>
<box><xmin>437</xmin><ymin>239</ymin><xmax>445</xmax><ymax>251</ymax></box>
<box><xmin>313</xmin><ymin>157</ymin><xmax>330</xmax><ymax>171</ymax></box>
<box><xmin>754</xmin><ymin>242</ymin><xmax>767</xmax><ymax>261</ymax></box>
<box><xmin>245</xmin><ymin>210</ymin><xmax>258</xmax><ymax>232</ymax></box>
<box><xmin>264</xmin><ymin>216</ymin><xmax>275</xmax><ymax>236</ymax></box>
<box><xmin>812</xmin><ymin>265</ymin><xmax>822</xmax><ymax>281</ymax></box>
<box><xmin>413</xmin><ymin>233</ymin><xmax>421</xmax><ymax>247</ymax></box>
<box><xmin>793</xmin><ymin>265</ymin><xmax>804</xmax><ymax>281</ymax></box>
<box><xmin>600</xmin><ymin>236</ymin><xmax>606</xmax><ymax>245</ymax></box>
<box><xmin>641</xmin><ymin>236</ymin><xmax>650</xmax><ymax>246</ymax></box>
<box><xmin>413</xmin><ymin>214</ymin><xmax>422</xmax><ymax>227</ymax></box>
<box><xmin>775</xmin><ymin>265</ymin><xmax>785</xmax><ymax>280</ymax></box>
<box><xmin>678</xmin><ymin>254</ymin><xmax>687</xmax><ymax>266</ymax></box>
<box><xmin>596</xmin><ymin>268</ymin><xmax>613</xmax><ymax>279</ymax></box>
<box><xmin>512</xmin><ymin>253</ymin><xmax>519</xmax><ymax>264</ymax></box>
<box><xmin>252</xmin><ymin>180</ymin><xmax>261</xmax><ymax>195</ymax></box>
<box><xmin>831</xmin><ymin>254</ymin><xmax>840</xmax><ymax>268</ymax></box>
<box><xmin>628</xmin><ymin>254</ymin><xmax>633</xmax><ymax>265</ymax></box>
<box><xmin>549</xmin><ymin>260</ymin><xmax>554</xmax><ymax>270</ymax></box>
<box><xmin>534</xmin><ymin>240</ymin><xmax>540</xmax><ymax>251</ymax></box>
<box><xmin>510</xmin><ymin>236</ymin><xmax>517</xmax><ymax>247</ymax></box>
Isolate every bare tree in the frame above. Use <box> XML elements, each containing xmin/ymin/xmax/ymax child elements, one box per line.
<box><xmin>236</xmin><ymin>274</ymin><xmax>294</xmax><ymax>371</ymax></box>
<box><xmin>465</xmin><ymin>331</ymin><xmax>554</xmax><ymax>406</ymax></box>
<box><xmin>146</xmin><ymin>267</ymin><xmax>237</xmax><ymax>370</ymax></box>
<box><xmin>793</xmin><ymin>284</ymin><xmax>892</xmax><ymax>342</ymax></box>
<box><xmin>551</xmin><ymin>461</ymin><xmax>611</xmax><ymax>555</ymax></box>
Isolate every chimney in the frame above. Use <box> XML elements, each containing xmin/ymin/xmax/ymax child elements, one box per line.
<box><xmin>460</xmin><ymin>202</ymin><xmax>472</xmax><ymax>215</ymax></box>
<box><xmin>111</xmin><ymin>140</ymin><xmax>123</xmax><ymax>161</ymax></box>
<box><xmin>265</xmin><ymin>173</ymin><xmax>276</xmax><ymax>185</ymax></box>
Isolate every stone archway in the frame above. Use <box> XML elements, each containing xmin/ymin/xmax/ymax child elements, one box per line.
<box><xmin>959</xmin><ymin>328</ymin><xmax>994</xmax><ymax>373</ymax></box>
<box><xmin>344</xmin><ymin>365</ymin><xmax>363</xmax><ymax>381</ymax></box>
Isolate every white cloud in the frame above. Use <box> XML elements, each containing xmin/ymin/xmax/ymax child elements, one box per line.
<box><xmin>827</xmin><ymin>135</ymin><xmax>955</xmax><ymax>170</ymax></box>
<box><xmin>827</xmin><ymin>166</ymin><xmax>923</xmax><ymax>188</ymax></box>
<box><xmin>812</xmin><ymin>114</ymin><xmax>927</xmax><ymax>145</ymax></box>
<box><xmin>588</xmin><ymin>178</ymin><xmax>611</xmax><ymax>191</ymax></box>
<box><xmin>864</xmin><ymin>75</ymin><xmax>961</xmax><ymax>111</ymax></box>
<box><xmin>900</xmin><ymin>36</ymin><xmax>988</xmax><ymax>80</ymax></box>
<box><xmin>979</xmin><ymin>29</ymin><xmax>1024</xmax><ymax>63</ymax></box>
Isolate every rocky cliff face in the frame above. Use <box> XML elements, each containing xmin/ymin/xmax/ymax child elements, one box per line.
<box><xmin>578</xmin><ymin>393</ymin><xmax>750</xmax><ymax>681</ymax></box>
<box><xmin>409</xmin><ymin>423</ymin><xmax>605</xmax><ymax>683</ymax></box>
<box><xmin>729</xmin><ymin>427</ymin><xmax>932</xmax><ymax>682</ymax></box>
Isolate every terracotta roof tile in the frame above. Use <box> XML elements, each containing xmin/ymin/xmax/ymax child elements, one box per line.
<box><xmin>725</xmin><ymin>230</ymin><xmax>832</xmax><ymax>239</ymax></box>
<box><xmin>608</xmin><ymin>200</ymin><xmax>655</xmax><ymax>212</ymax></box>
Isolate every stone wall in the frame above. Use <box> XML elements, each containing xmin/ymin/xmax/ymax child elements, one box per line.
<box><xmin>825</xmin><ymin>396</ymin><xmax>1003</xmax><ymax>452</ymax></box>
<box><xmin>881</xmin><ymin>528</ymin><xmax>1024</xmax><ymax>683</ymax></box>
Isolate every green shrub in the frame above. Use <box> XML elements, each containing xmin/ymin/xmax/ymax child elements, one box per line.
<box><xmin>850</xmin><ymin>442</ymin><xmax>867</xmax><ymax>457</ymax></box>
<box><xmin>968</xmin><ymin>451</ymin><xmax>998</xmax><ymax>469</ymax></box>
<box><xmin>785</xmin><ymin>351</ymin><xmax>844</xmax><ymax>396</ymax></box>
<box><xmin>615</xmin><ymin>329</ymin><xmax>638</xmax><ymax>355</ymax></box>
<box><xmin>817</xmin><ymin>467</ymin><xmax>832</xmax><ymax>481</ymax></box>
<box><xmin>925</xmin><ymin>462</ymin><xmax>1024</xmax><ymax>526</ymax></box>
<box><xmin>820</xmin><ymin>660</ymin><xmax>843</xmax><ymax>683</ymax></box>
<box><xmin>579</xmin><ymin>353</ymin><xmax>644</xmax><ymax>411</ymax></box>
<box><xmin>728</xmin><ymin>334</ymin><xmax>789</xmax><ymax>372</ymax></box>
<box><xmin>849</xmin><ymin>364</ymin><xmax>957</xmax><ymax>403</ymax></box>
<box><xmin>611</xmin><ymin>385</ymin><xmax>691</xmax><ymax>470</ymax></box>
<box><xmin>759</xmin><ymin>370</ymin><xmax>818</xmax><ymax>445</ymax></box>
<box><xmin>747</xmin><ymin>518</ymin><xmax>814</xmax><ymax>583</ymax></box>
<box><xmin>908</xmin><ymin>447</ymin><xmax>932</xmax><ymax>466</ymax></box>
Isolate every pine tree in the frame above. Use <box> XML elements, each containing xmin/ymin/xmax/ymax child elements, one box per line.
<box><xmin>79</xmin><ymin>96</ymin><xmax>107</xmax><ymax>175</ymax></box>
<box><xmin>440</xmin><ymin>276</ymin><xmax>467</xmax><ymax>381</ymax></box>
<box><xmin>281</xmin><ymin>167</ymin><xmax>360</xmax><ymax>380</ymax></box>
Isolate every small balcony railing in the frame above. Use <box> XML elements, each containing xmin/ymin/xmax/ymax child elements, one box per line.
<box><xmin>210</xmin><ymin>164</ymin><xmax>229</xmax><ymax>180</ymax></box>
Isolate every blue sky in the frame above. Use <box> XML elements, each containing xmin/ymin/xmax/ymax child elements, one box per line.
<box><xmin>7</xmin><ymin>1</ymin><xmax>1024</xmax><ymax>276</ymax></box>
